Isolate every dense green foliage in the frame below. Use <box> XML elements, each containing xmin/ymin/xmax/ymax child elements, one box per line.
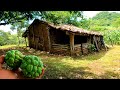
<box><xmin>81</xmin><ymin>11</ymin><xmax>120</xmax><ymax>45</ymax></box>
<box><xmin>0</xmin><ymin>11</ymin><xmax>83</xmax><ymax>25</ymax></box>
<box><xmin>20</xmin><ymin>55</ymin><xmax>44</xmax><ymax>78</ymax></box>
<box><xmin>5</xmin><ymin>50</ymin><xmax>24</xmax><ymax>70</ymax></box>
<box><xmin>10</xmin><ymin>21</ymin><xmax>29</xmax><ymax>46</ymax></box>
<box><xmin>0</xmin><ymin>30</ymin><xmax>25</xmax><ymax>46</ymax></box>
<box><xmin>88</xmin><ymin>11</ymin><xmax>120</xmax><ymax>31</ymax></box>
<box><xmin>0</xmin><ymin>11</ymin><xmax>43</xmax><ymax>25</ymax></box>
<box><xmin>87</xmin><ymin>44</ymin><xmax>96</xmax><ymax>52</ymax></box>
<box><xmin>103</xmin><ymin>30</ymin><xmax>120</xmax><ymax>45</ymax></box>
<box><xmin>34</xmin><ymin>11</ymin><xmax>83</xmax><ymax>26</ymax></box>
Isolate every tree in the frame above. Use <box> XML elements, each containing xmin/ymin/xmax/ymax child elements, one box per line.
<box><xmin>78</xmin><ymin>18</ymin><xmax>91</xmax><ymax>29</ymax></box>
<box><xmin>0</xmin><ymin>11</ymin><xmax>44</xmax><ymax>25</ymax></box>
<box><xmin>112</xmin><ymin>17</ymin><xmax>120</xmax><ymax>28</ymax></box>
<box><xmin>10</xmin><ymin>20</ymin><xmax>29</xmax><ymax>46</ymax></box>
<box><xmin>0</xmin><ymin>11</ymin><xmax>83</xmax><ymax>26</ymax></box>
<box><xmin>0</xmin><ymin>30</ymin><xmax>9</xmax><ymax>45</ymax></box>
<box><xmin>0</xmin><ymin>30</ymin><xmax>18</xmax><ymax>46</ymax></box>
<box><xmin>42</xmin><ymin>11</ymin><xmax>83</xmax><ymax>25</ymax></box>
<box><xmin>92</xmin><ymin>11</ymin><xmax>120</xmax><ymax>27</ymax></box>
<box><xmin>0</xmin><ymin>11</ymin><xmax>84</xmax><ymax>32</ymax></box>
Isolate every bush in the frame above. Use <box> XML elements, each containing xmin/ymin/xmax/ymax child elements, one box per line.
<box><xmin>87</xmin><ymin>44</ymin><xmax>96</xmax><ymax>52</ymax></box>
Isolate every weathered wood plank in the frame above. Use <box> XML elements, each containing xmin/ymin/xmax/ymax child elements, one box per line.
<box><xmin>74</xmin><ymin>44</ymin><xmax>81</xmax><ymax>48</ymax></box>
<box><xmin>52</xmin><ymin>44</ymin><xmax>69</xmax><ymax>46</ymax></box>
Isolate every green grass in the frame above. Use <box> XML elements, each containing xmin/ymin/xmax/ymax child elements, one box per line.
<box><xmin>0</xmin><ymin>44</ymin><xmax>26</xmax><ymax>49</ymax></box>
<box><xmin>0</xmin><ymin>45</ymin><xmax>120</xmax><ymax>79</ymax></box>
<box><xmin>0</xmin><ymin>45</ymin><xmax>17</xmax><ymax>49</ymax></box>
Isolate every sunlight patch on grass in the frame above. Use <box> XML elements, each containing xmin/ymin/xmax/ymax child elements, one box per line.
<box><xmin>0</xmin><ymin>44</ymin><xmax>26</xmax><ymax>49</ymax></box>
<box><xmin>0</xmin><ymin>45</ymin><xmax>120</xmax><ymax>79</ymax></box>
<box><xmin>40</xmin><ymin>46</ymin><xmax>120</xmax><ymax>79</ymax></box>
<box><xmin>61</xmin><ymin>58</ymin><xmax>90</xmax><ymax>68</ymax></box>
<box><xmin>0</xmin><ymin>45</ymin><xmax>17</xmax><ymax>49</ymax></box>
<box><xmin>88</xmin><ymin>45</ymin><xmax>120</xmax><ymax>76</ymax></box>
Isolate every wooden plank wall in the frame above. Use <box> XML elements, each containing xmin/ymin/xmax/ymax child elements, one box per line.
<box><xmin>50</xmin><ymin>44</ymin><xmax>70</xmax><ymax>55</ymax></box>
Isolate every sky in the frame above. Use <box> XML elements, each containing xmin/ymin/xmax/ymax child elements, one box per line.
<box><xmin>0</xmin><ymin>25</ymin><xmax>17</xmax><ymax>34</ymax></box>
<box><xmin>83</xmin><ymin>11</ymin><xmax>102</xmax><ymax>19</ymax></box>
<box><xmin>1</xmin><ymin>11</ymin><xmax>120</xmax><ymax>34</ymax></box>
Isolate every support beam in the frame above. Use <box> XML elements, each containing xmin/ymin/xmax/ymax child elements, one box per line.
<box><xmin>93</xmin><ymin>35</ymin><xmax>100</xmax><ymax>52</ymax></box>
<box><xmin>81</xmin><ymin>43</ymin><xmax>83</xmax><ymax>55</ymax></box>
<box><xmin>69</xmin><ymin>33</ymin><xmax>75</xmax><ymax>56</ymax></box>
<box><xmin>87</xmin><ymin>35</ymin><xmax>91</xmax><ymax>43</ymax></box>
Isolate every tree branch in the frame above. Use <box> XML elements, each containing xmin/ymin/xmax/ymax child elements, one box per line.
<box><xmin>0</xmin><ymin>22</ymin><xmax>9</xmax><ymax>25</ymax></box>
<box><xmin>0</xmin><ymin>20</ymin><xmax>22</xmax><ymax>25</ymax></box>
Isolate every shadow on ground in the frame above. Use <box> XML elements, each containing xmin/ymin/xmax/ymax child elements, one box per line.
<box><xmin>72</xmin><ymin>50</ymin><xmax>109</xmax><ymax>61</ymax></box>
<box><xmin>42</xmin><ymin>59</ymin><xmax>120</xmax><ymax>79</ymax></box>
<box><xmin>1</xmin><ymin>46</ymin><xmax>119</xmax><ymax>79</ymax></box>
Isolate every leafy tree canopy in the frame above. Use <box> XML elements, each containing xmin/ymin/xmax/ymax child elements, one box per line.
<box><xmin>0</xmin><ymin>11</ymin><xmax>83</xmax><ymax>26</ymax></box>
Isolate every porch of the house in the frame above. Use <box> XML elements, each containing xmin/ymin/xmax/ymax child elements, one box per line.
<box><xmin>49</xmin><ymin>28</ymin><xmax>92</xmax><ymax>56</ymax></box>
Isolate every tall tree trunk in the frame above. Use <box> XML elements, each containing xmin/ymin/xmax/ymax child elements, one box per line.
<box><xmin>17</xmin><ymin>29</ymin><xmax>21</xmax><ymax>47</ymax></box>
<box><xmin>25</xmin><ymin>38</ymin><xmax>27</xmax><ymax>47</ymax></box>
<box><xmin>17</xmin><ymin>36</ymin><xmax>20</xmax><ymax>46</ymax></box>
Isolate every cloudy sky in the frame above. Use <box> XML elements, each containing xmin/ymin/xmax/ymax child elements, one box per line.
<box><xmin>1</xmin><ymin>11</ymin><xmax>120</xmax><ymax>34</ymax></box>
<box><xmin>83</xmin><ymin>11</ymin><xmax>102</xmax><ymax>18</ymax></box>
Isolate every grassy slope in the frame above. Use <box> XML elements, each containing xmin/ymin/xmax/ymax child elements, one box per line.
<box><xmin>0</xmin><ymin>45</ymin><xmax>120</xmax><ymax>79</ymax></box>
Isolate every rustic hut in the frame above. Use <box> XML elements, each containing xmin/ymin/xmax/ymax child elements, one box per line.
<box><xmin>22</xmin><ymin>19</ymin><xmax>105</xmax><ymax>56</ymax></box>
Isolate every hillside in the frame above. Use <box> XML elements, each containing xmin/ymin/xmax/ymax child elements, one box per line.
<box><xmin>89</xmin><ymin>11</ymin><xmax>120</xmax><ymax>31</ymax></box>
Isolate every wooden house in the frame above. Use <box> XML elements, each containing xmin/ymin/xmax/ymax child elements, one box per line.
<box><xmin>22</xmin><ymin>19</ymin><xmax>105</xmax><ymax>56</ymax></box>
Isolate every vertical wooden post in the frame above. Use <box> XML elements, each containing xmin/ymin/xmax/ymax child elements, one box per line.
<box><xmin>43</xmin><ymin>26</ymin><xmax>51</xmax><ymax>52</ymax></box>
<box><xmin>87</xmin><ymin>35</ymin><xmax>91</xmax><ymax>44</ymax></box>
<box><xmin>91</xmin><ymin>35</ymin><xmax>94</xmax><ymax>44</ymax></box>
<box><xmin>93</xmin><ymin>35</ymin><xmax>100</xmax><ymax>52</ymax></box>
<box><xmin>81</xmin><ymin>43</ymin><xmax>83</xmax><ymax>55</ymax></box>
<box><xmin>70</xmin><ymin>33</ymin><xmax>74</xmax><ymax>56</ymax></box>
<box><xmin>90</xmin><ymin>35</ymin><xmax>92</xmax><ymax>44</ymax></box>
<box><xmin>47</xmin><ymin>27</ymin><xmax>51</xmax><ymax>52</ymax></box>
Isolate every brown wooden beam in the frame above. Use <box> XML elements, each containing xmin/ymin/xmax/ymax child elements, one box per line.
<box><xmin>81</xmin><ymin>43</ymin><xmax>83</xmax><ymax>55</ymax></box>
<box><xmin>69</xmin><ymin>33</ymin><xmax>75</xmax><ymax>56</ymax></box>
<box><xmin>93</xmin><ymin>35</ymin><xmax>100</xmax><ymax>52</ymax></box>
<box><xmin>87</xmin><ymin>36</ymin><xmax>90</xmax><ymax>43</ymax></box>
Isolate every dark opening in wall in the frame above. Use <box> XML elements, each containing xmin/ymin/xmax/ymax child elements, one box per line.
<box><xmin>74</xmin><ymin>35</ymin><xmax>88</xmax><ymax>44</ymax></box>
<box><xmin>49</xmin><ymin>28</ymin><xmax>70</xmax><ymax>44</ymax></box>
